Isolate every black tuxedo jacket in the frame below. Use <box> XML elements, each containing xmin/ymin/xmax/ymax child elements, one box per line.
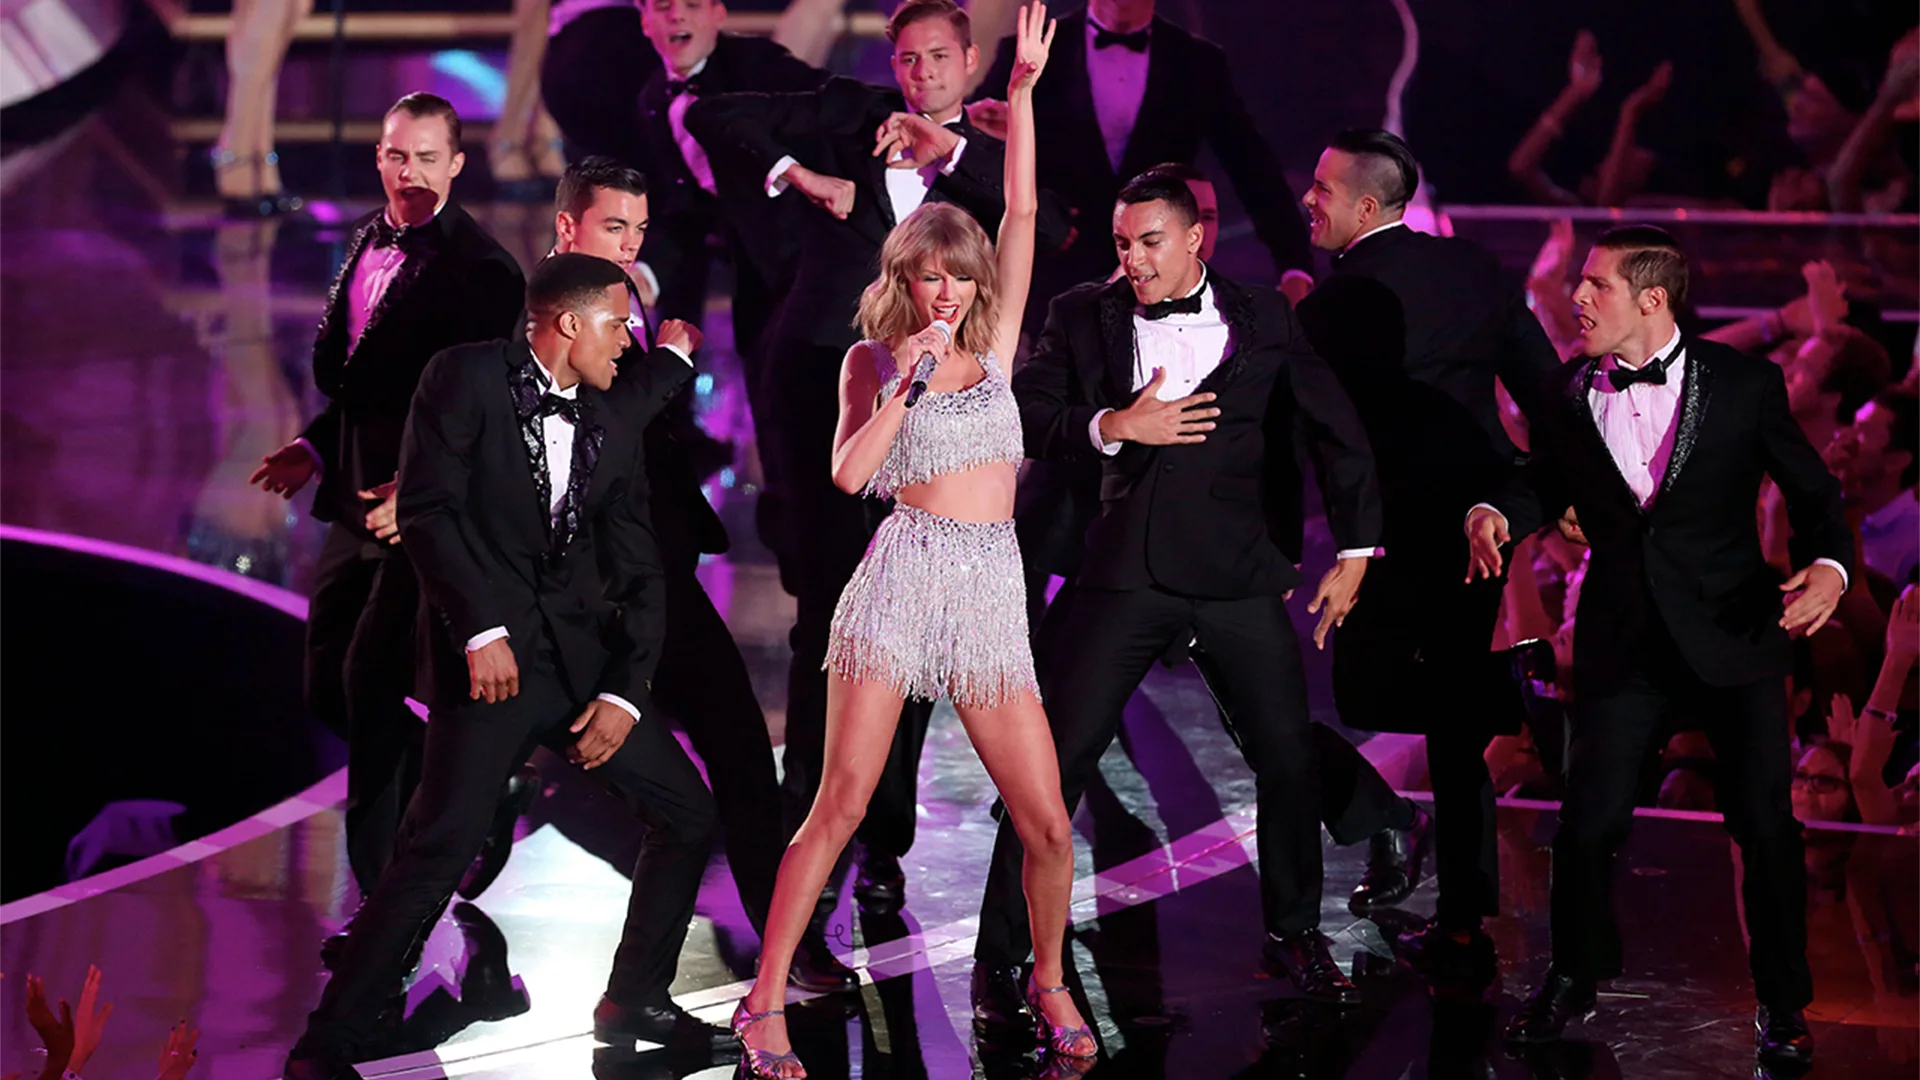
<box><xmin>303</xmin><ymin>201</ymin><xmax>525</xmax><ymax>537</ymax></box>
<box><xmin>1296</xmin><ymin>225</ymin><xmax>1561</xmax><ymax>537</ymax></box>
<box><xmin>512</xmin><ymin>270</ymin><xmax>728</xmax><ymax>569</ymax></box>
<box><xmin>638</xmin><ymin>33</ymin><xmax>829</xmax><ymax>293</ymax></box>
<box><xmin>978</xmin><ymin>10</ymin><xmax>1310</xmax><ymax>304</ymax></box>
<box><xmin>397</xmin><ymin>339</ymin><xmax>691</xmax><ymax>713</ymax></box>
<box><xmin>1494</xmin><ymin>338</ymin><xmax>1852</xmax><ymax>694</ymax></box>
<box><xmin>1014</xmin><ymin>271</ymin><xmax>1382</xmax><ymax>599</ymax></box>
<box><xmin>686</xmin><ymin>77</ymin><xmax>1018</xmax><ymax>348</ymax></box>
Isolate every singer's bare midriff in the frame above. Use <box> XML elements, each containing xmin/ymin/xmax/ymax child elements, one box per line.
<box><xmin>894</xmin><ymin>461</ymin><xmax>1019</xmax><ymax>523</ymax></box>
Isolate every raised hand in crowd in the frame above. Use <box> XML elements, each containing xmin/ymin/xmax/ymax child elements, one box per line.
<box><xmin>155</xmin><ymin>1023</ymin><xmax>199</xmax><ymax>1080</ymax></box>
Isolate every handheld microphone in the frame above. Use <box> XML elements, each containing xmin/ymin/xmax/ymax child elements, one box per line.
<box><xmin>903</xmin><ymin>319</ymin><xmax>953</xmax><ymax>408</ymax></box>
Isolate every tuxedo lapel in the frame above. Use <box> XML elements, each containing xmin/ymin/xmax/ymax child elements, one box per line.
<box><xmin>314</xmin><ymin>215</ymin><xmax>376</xmax><ymax>363</ymax></box>
<box><xmin>1656</xmin><ymin>343</ymin><xmax>1714</xmax><ymax>502</ymax></box>
<box><xmin>1564</xmin><ymin>359</ymin><xmax>1645</xmax><ymax>513</ymax></box>
<box><xmin>556</xmin><ymin>391</ymin><xmax>606</xmax><ymax>554</ymax></box>
<box><xmin>1095</xmin><ymin>279</ymin><xmax>1138</xmax><ymax>402</ymax></box>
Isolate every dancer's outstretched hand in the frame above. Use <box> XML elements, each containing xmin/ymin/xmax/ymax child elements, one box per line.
<box><xmin>1008</xmin><ymin>3</ymin><xmax>1058</xmax><ymax>95</ymax></box>
<box><xmin>1307</xmin><ymin>558</ymin><xmax>1367</xmax><ymax>650</ymax></box>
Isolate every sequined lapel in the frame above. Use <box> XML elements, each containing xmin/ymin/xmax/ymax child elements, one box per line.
<box><xmin>1655</xmin><ymin>342</ymin><xmax>1713</xmax><ymax>503</ymax></box>
<box><xmin>1207</xmin><ymin>275</ymin><xmax>1256</xmax><ymax>389</ymax></box>
<box><xmin>1096</xmin><ymin>279</ymin><xmax>1136</xmax><ymax>402</ymax></box>
<box><xmin>314</xmin><ymin>217</ymin><xmax>376</xmax><ymax>355</ymax></box>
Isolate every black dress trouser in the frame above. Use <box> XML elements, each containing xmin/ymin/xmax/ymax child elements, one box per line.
<box><xmin>975</xmin><ymin>585</ymin><xmax>1323</xmax><ymax>966</ymax></box>
<box><xmin>307</xmin><ymin>523</ymin><xmax>425</xmax><ymax>896</ymax></box>
<box><xmin>758</xmin><ymin>334</ymin><xmax>932</xmax><ymax>861</ymax></box>
<box><xmin>298</xmin><ymin>644</ymin><xmax>717</xmax><ymax>1056</ymax></box>
<box><xmin>1329</xmin><ymin>540</ymin><xmax>1508</xmax><ymax>929</ymax></box>
<box><xmin>1553</xmin><ymin>613</ymin><xmax>1810</xmax><ymax>1009</ymax></box>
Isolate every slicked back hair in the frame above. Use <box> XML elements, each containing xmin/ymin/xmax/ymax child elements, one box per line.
<box><xmin>386</xmin><ymin>92</ymin><xmax>463</xmax><ymax>153</ymax></box>
<box><xmin>1116</xmin><ymin>171</ymin><xmax>1199</xmax><ymax>228</ymax></box>
<box><xmin>1327</xmin><ymin>128</ymin><xmax>1419</xmax><ymax>211</ymax></box>
<box><xmin>556</xmin><ymin>156</ymin><xmax>648</xmax><ymax>221</ymax></box>
<box><xmin>1595</xmin><ymin>224</ymin><xmax>1689</xmax><ymax>310</ymax></box>
<box><xmin>527</xmin><ymin>252</ymin><xmax>629</xmax><ymax>322</ymax></box>
<box><xmin>886</xmin><ymin>0</ymin><xmax>970</xmax><ymax>49</ymax></box>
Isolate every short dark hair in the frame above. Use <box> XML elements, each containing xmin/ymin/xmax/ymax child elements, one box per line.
<box><xmin>1873</xmin><ymin>387</ymin><xmax>1918</xmax><ymax>489</ymax></box>
<box><xmin>1117</xmin><ymin>170</ymin><xmax>1199</xmax><ymax>228</ymax></box>
<box><xmin>1327</xmin><ymin>129</ymin><xmax>1419</xmax><ymax>210</ymax></box>
<box><xmin>527</xmin><ymin>252</ymin><xmax>629</xmax><ymax>322</ymax></box>
<box><xmin>1138</xmin><ymin>161</ymin><xmax>1212</xmax><ymax>187</ymax></box>
<box><xmin>1595</xmin><ymin>225</ymin><xmax>1689</xmax><ymax>310</ymax></box>
<box><xmin>1817</xmin><ymin>327</ymin><xmax>1891</xmax><ymax>426</ymax></box>
<box><xmin>556</xmin><ymin>156</ymin><xmax>648</xmax><ymax>220</ymax></box>
<box><xmin>386</xmin><ymin>92</ymin><xmax>463</xmax><ymax>153</ymax></box>
<box><xmin>886</xmin><ymin>0</ymin><xmax>971</xmax><ymax>49</ymax></box>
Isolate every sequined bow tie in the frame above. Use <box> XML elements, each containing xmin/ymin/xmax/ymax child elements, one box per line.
<box><xmin>1141</xmin><ymin>287</ymin><xmax>1204</xmax><ymax>321</ymax></box>
<box><xmin>664</xmin><ymin>76</ymin><xmax>703</xmax><ymax>99</ymax></box>
<box><xmin>535</xmin><ymin>393</ymin><xmax>584</xmax><ymax>424</ymax></box>
<box><xmin>1608</xmin><ymin>350</ymin><xmax>1676</xmax><ymax>390</ymax></box>
<box><xmin>1094</xmin><ymin>26</ymin><xmax>1149</xmax><ymax>51</ymax></box>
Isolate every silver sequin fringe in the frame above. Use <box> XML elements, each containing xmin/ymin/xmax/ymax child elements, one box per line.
<box><xmin>825</xmin><ymin>504</ymin><xmax>1039</xmax><ymax>708</ymax></box>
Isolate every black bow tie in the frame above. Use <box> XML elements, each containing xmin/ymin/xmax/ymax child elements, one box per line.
<box><xmin>664</xmin><ymin>75</ymin><xmax>703</xmax><ymax>99</ymax></box>
<box><xmin>1141</xmin><ymin>285</ymin><xmax>1205</xmax><ymax>321</ymax></box>
<box><xmin>1094</xmin><ymin>25</ymin><xmax>1150</xmax><ymax>51</ymax></box>
<box><xmin>535</xmin><ymin>392</ymin><xmax>584</xmax><ymax>424</ymax></box>
<box><xmin>1607</xmin><ymin>346</ymin><xmax>1679</xmax><ymax>390</ymax></box>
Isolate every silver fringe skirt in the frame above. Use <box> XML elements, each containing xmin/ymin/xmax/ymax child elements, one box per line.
<box><xmin>825</xmin><ymin>504</ymin><xmax>1039</xmax><ymax>708</ymax></box>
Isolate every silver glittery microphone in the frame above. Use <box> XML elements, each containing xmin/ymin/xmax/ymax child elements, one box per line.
<box><xmin>903</xmin><ymin>318</ymin><xmax>954</xmax><ymax>408</ymax></box>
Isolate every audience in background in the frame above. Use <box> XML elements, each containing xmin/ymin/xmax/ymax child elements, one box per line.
<box><xmin>7</xmin><ymin>967</ymin><xmax>197</xmax><ymax>1080</ymax></box>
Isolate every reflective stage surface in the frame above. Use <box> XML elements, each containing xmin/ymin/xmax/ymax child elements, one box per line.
<box><xmin>2</xmin><ymin>85</ymin><xmax>1916</xmax><ymax>1080</ymax></box>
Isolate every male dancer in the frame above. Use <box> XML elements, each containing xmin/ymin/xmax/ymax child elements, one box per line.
<box><xmin>1295</xmin><ymin>129</ymin><xmax>1563</xmax><ymax>974</ymax></box>
<box><xmin>688</xmin><ymin>0</ymin><xmax>1050</xmax><ymax>936</ymax></box>
<box><xmin>249</xmin><ymin>93</ymin><xmax>534</xmax><ymax>910</ymax></box>
<box><xmin>974</xmin><ymin>170</ymin><xmax>1383</xmax><ymax>1019</ymax></box>
<box><xmin>283</xmin><ymin>254</ymin><xmax>721</xmax><ymax>1078</ymax></box>
<box><xmin>533</xmin><ymin>156</ymin><xmax>784</xmax><ymax>936</ymax></box>
<box><xmin>1468</xmin><ymin>226</ymin><xmax>1848</xmax><ymax>1069</ymax></box>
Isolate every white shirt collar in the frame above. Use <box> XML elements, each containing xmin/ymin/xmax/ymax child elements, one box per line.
<box><xmin>1611</xmin><ymin>325</ymin><xmax>1684</xmax><ymax>372</ymax></box>
<box><xmin>670</xmin><ymin>55</ymin><xmax>710</xmax><ymax>82</ymax></box>
<box><xmin>1344</xmin><ymin>218</ymin><xmax>1406</xmax><ymax>252</ymax></box>
<box><xmin>529</xmin><ymin>347</ymin><xmax>580</xmax><ymax>399</ymax></box>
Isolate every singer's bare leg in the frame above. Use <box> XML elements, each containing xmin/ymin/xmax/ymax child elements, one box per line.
<box><xmin>736</xmin><ymin>673</ymin><xmax>905</xmax><ymax>1075</ymax></box>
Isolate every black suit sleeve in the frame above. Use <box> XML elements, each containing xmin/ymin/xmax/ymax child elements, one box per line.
<box><xmin>397</xmin><ymin>350</ymin><xmax>506</xmax><ymax>644</ymax></box>
<box><xmin>1197</xmin><ymin>42</ymin><xmax>1311</xmax><ymax>276</ymax></box>
<box><xmin>742</xmin><ymin>36</ymin><xmax>833</xmax><ymax>92</ymax></box>
<box><xmin>685</xmin><ymin>76</ymin><xmax>884</xmax><ymax>183</ymax></box>
<box><xmin>1492</xmin><ymin>386</ymin><xmax>1574</xmax><ymax>542</ymax></box>
<box><xmin>1758</xmin><ymin>361</ymin><xmax>1854</xmax><ymax>576</ymax></box>
<box><xmin>1277</xmin><ymin>305</ymin><xmax>1382</xmax><ymax>550</ymax></box>
<box><xmin>594</xmin><ymin>439</ymin><xmax>667</xmax><ymax>712</ymax></box>
<box><xmin>464</xmin><ymin>254</ymin><xmax>528</xmax><ymax>342</ymax></box>
<box><xmin>299</xmin><ymin>402</ymin><xmax>342</xmax><ymax>470</ymax></box>
<box><xmin>932</xmin><ymin>133</ymin><xmax>1010</xmax><ymax>234</ymax></box>
<box><xmin>1495</xmin><ymin>292</ymin><xmax>1563</xmax><ymax>425</ymax></box>
<box><xmin>613</xmin><ymin>346</ymin><xmax>698</xmax><ymax>427</ymax></box>
<box><xmin>1011</xmin><ymin>295</ymin><xmax>1105</xmax><ymax>462</ymax></box>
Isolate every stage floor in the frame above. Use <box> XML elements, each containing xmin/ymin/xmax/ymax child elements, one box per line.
<box><xmin>2</xmin><ymin>81</ymin><xmax>1916</xmax><ymax>1080</ymax></box>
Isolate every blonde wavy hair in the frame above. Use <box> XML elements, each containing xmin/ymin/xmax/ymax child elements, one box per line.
<box><xmin>856</xmin><ymin>202</ymin><xmax>1000</xmax><ymax>358</ymax></box>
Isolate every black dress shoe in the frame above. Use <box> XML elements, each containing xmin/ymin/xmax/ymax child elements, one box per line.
<box><xmin>282</xmin><ymin>1049</ymin><xmax>364</xmax><ymax>1080</ymax></box>
<box><xmin>1396</xmin><ymin>919</ymin><xmax>1497</xmax><ymax>988</ymax></box>
<box><xmin>789</xmin><ymin>933</ymin><xmax>861</xmax><ymax>993</ymax></box>
<box><xmin>452</xmin><ymin>903</ymin><xmax>532</xmax><ymax>1021</ymax></box>
<box><xmin>1260</xmin><ymin>930</ymin><xmax>1361</xmax><ymax>1006</ymax></box>
<box><xmin>1503</xmin><ymin>969</ymin><xmax>1597</xmax><ymax>1044</ymax></box>
<box><xmin>592</xmin><ymin>997</ymin><xmax>738</xmax><ymax>1050</ymax></box>
<box><xmin>969</xmin><ymin>961</ymin><xmax>1034</xmax><ymax>1028</ymax></box>
<box><xmin>1755</xmin><ymin>1005</ymin><xmax>1814</xmax><ymax>1067</ymax></box>
<box><xmin>853</xmin><ymin>849</ymin><xmax>906</xmax><ymax>912</ymax></box>
<box><xmin>459</xmin><ymin>765</ymin><xmax>541</xmax><ymax>901</ymax></box>
<box><xmin>1349</xmin><ymin>805</ymin><xmax>1433</xmax><ymax>914</ymax></box>
<box><xmin>319</xmin><ymin>927</ymin><xmax>349</xmax><ymax>971</ymax></box>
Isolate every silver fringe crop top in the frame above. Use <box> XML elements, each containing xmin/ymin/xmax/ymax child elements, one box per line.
<box><xmin>862</xmin><ymin>339</ymin><xmax>1025</xmax><ymax>500</ymax></box>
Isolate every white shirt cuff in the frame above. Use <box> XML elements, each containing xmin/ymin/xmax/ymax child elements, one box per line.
<box><xmin>766</xmin><ymin>155</ymin><xmax>798</xmax><ymax>197</ymax></box>
<box><xmin>1337</xmin><ymin>547</ymin><xmax>1384</xmax><ymax>559</ymax></box>
<box><xmin>1089</xmin><ymin>408</ymin><xmax>1121</xmax><ymax>455</ymax></box>
<box><xmin>1811</xmin><ymin>557</ymin><xmax>1850</xmax><ymax>593</ymax></box>
<box><xmin>1466</xmin><ymin>503</ymin><xmax>1506</xmax><ymax>535</ymax></box>
<box><xmin>294</xmin><ymin>436</ymin><xmax>324</xmax><ymax>474</ymax></box>
<box><xmin>596</xmin><ymin>693</ymin><xmax>641</xmax><ymax>723</ymax></box>
<box><xmin>939</xmin><ymin>134</ymin><xmax>968</xmax><ymax>175</ymax></box>
<box><xmin>466</xmin><ymin>627</ymin><xmax>509</xmax><ymax>652</ymax></box>
<box><xmin>659</xmin><ymin>342</ymin><xmax>692</xmax><ymax>366</ymax></box>
<box><xmin>634</xmin><ymin>261</ymin><xmax>661</xmax><ymax>300</ymax></box>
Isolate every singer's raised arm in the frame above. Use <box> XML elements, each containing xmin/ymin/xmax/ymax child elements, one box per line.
<box><xmin>989</xmin><ymin>3</ymin><xmax>1055</xmax><ymax>364</ymax></box>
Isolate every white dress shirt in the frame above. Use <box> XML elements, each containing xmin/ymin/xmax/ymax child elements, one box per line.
<box><xmin>765</xmin><ymin>116</ymin><xmax>969</xmax><ymax>225</ymax></box>
<box><xmin>666</xmin><ymin>56</ymin><xmax>717</xmax><ymax>195</ymax></box>
<box><xmin>463</xmin><ymin>350</ymin><xmax>644</xmax><ymax>723</ymax></box>
<box><xmin>1086</xmin><ymin>13</ymin><xmax>1151</xmax><ymax>173</ymax></box>
<box><xmin>1089</xmin><ymin>268</ymin><xmax>1377</xmax><ymax>560</ymax></box>
<box><xmin>1471</xmin><ymin>325</ymin><xmax>1847</xmax><ymax>586</ymax></box>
